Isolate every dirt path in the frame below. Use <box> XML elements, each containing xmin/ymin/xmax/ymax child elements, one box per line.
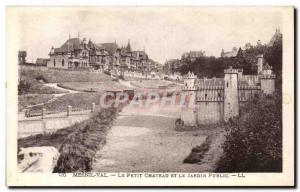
<box><xmin>19</xmin><ymin>83</ymin><xmax>80</xmax><ymax>119</ymax></box>
<box><xmin>92</xmin><ymin>105</ymin><xmax>216</xmax><ymax>172</ymax></box>
<box><xmin>22</xmin><ymin>83</ymin><xmax>78</xmax><ymax>110</ymax></box>
<box><xmin>44</xmin><ymin>83</ymin><xmax>79</xmax><ymax>94</ymax></box>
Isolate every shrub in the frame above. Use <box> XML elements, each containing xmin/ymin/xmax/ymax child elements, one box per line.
<box><xmin>183</xmin><ymin>136</ymin><xmax>212</xmax><ymax>164</ymax></box>
<box><xmin>216</xmin><ymin>91</ymin><xmax>282</xmax><ymax>172</ymax></box>
<box><xmin>18</xmin><ymin>79</ymin><xmax>31</xmax><ymax>95</ymax></box>
<box><xmin>53</xmin><ymin>107</ymin><xmax>118</xmax><ymax>173</ymax></box>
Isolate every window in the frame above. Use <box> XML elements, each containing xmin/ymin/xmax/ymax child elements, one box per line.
<box><xmin>54</xmin><ymin>59</ymin><xmax>56</xmax><ymax>67</ymax></box>
<box><xmin>226</xmin><ymin>82</ymin><xmax>229</xmax><ymax>87</ymax></box>
<box><xmin>62</xmin><ymin>59</ymin><xmax>64</xmax><ymax>66</ymax></box>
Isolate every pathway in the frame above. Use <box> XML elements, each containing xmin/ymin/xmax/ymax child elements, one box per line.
<box><xmin>92</xmin><ymin>104</ymin><xmax>213</xmax><ymax>172</ymax></box>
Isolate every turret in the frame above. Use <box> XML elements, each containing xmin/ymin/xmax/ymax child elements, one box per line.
<box><xmin>224</xmin><ymin>66</ymin><xmax>239</xmax><ymax>122</ymax></box>
<box><xmin>259</xmin><ymin>62</ymin><xmax>276</xmax><ymax>94</ymax></box>
<box><xmin>221</xmin><ymin>49</ymin><xmax>224</xmax><ymax>57</ymax></box>
<box><xmin>257</xmin><ymin>54</ymin><xmax>263</xmax><ymax>75</ymax></box>
<box><xmin>183</xmin><ymin>71</ymin><xmax>197</xmax><ymax>91</ymax></box>
<box><xmin>126</xmin><ymin>39</ymin><xmax>132</xmax><ymax>52</ymax></box>
<box><xmin>49</xmin><ymin>46</ymin><xmax>55</xmax><ymax>56</ymax></box>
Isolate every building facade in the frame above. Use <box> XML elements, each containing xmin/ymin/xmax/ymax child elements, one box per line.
<box><xmin>181</xmin><ymin>50</ymin><xmax>205</xmax><ymax>62</ymax></box>
<box><xmin>220</xmin><ymin>47</ymin><xmax>239</xmax><ymax>58</ymax></box>
<box><xmin>48</xmin><ymin>36</ymin><xmax>153</xmax><ymax>74</ymax></box>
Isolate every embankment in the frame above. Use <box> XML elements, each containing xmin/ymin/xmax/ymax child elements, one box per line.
<box><xmin>53</xmin><ymin>107</ymin><xmax>118</xmax><ymax>172</ymax></box>
<box><xmin>18</xmin><ymin>107</ymin><xmax>118</xmax><ymax>173</ymax></box>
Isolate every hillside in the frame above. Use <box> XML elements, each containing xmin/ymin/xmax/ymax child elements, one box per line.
<box><xmin>173</xmin><ymin>32</ymin><xmax>282</xmax><ymax>79</ymax></box>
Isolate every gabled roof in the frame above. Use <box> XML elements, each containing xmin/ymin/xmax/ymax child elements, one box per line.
<box><xmin>132</xmin><ymin>51</ymin><xmax>148</xmax><ymax>60</ymax></box>
<box><xmin>98</xmin><ymin>42</ymin><xmax>119</xmax><ymax>55</ymax></box>
<box><xmin>54</xmin><ymin>38</ymin><xmax>84</xmax><ymax>53</ymax></box>
<box><xmin>120</xmin><ymin>48</ymin><xmax>131</xmax><ymax>57</ymax></box>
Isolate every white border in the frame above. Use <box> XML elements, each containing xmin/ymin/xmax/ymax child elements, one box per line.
<box><xmin>1</xmin><ymin>0</ymin><xmax>298</xmax><ymax>190</ymax></box>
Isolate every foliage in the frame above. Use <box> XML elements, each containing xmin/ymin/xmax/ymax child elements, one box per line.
<box><xmin>53</xmin><ymin>107</ymin><xmax>118</xmax><ymax>172</ymax></box>
<box><xmin>176</xmin><ymin>37</ymin><xmax>282</xmax><ymax>79</ymax></box>
<box><xmin>18</xmin><ymin>79</ymin><xmax>31</xmax><ymax>95</ymax></box>
<box><xmin>216</xmin><ymin>91</ymin><xmax>282</xmax><ymax>172</ymax></box>
<box><xmin>183</xmin><ymin>136</ymin><xmax>212</xmax><ymax>164</ymax></box>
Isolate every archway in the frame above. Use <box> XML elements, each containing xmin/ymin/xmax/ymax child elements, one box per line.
<box><xmin>74</xmin><ymin>61</ymin><xmax>79</xmax><ymax>68</ymax></box>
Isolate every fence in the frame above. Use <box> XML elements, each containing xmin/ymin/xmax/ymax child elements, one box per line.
<box><xmin>24</xmin><ymin>103</ymin><xmax>96</xmax><ymax>119</ymax></box>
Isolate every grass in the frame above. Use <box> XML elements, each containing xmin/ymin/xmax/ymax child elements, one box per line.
<box><xmin>19</xmin><ymin>69</ymin><xmax>67</xmax><ymax>95</ymax></box>
<box><xmin>18</xmin><ymin>94</ymin><xmax>54</xmax><ymax>111</ymax></box>
<box><xmin>130</xmin><ymin>80</ymin><xmax>175</xmax><ymax>89</ymax></box>
<box><xmin>31</xmin><ymin>92</ymin><xmax>103</xmax><ymax>111</ymax></box>
<box><xmin>58</xmin><ymin>81</ymin><xmax>128</xmax><ymax>92</ymax></box>
<box><xmin>20</xmin><ymin>68</ymin><xmax>112</xmax><ymax>83</ymax></box>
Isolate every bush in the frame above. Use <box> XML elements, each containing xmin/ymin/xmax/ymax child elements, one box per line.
<box><xmin>216</xmin><ymin>92</ymin><xmax>282</xmax><ymax>172</ymax></box>
<box><xmin>53</xmin><ymin>107</ymin><xmax>118</xmax><ymax>173</ymax></box>
<box><xmin>18</xmin><ymin>80</ymin><xmax>31</xmax><ymax>95</ymax></box>
<box><xmin>183</xmin><ymin>136</ymin><xmax>212</xmax><ymax>164</ymax></box>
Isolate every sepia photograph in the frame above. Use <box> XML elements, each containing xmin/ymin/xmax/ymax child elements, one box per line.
<box><xmin>6</xmin><ymin>6</ymin><xmax>294</xmax><ymax>187</ymax></box>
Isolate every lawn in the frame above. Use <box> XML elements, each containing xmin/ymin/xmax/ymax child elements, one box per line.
<box><xmin>20</xmin><ymin>68</ymin><xmax>112</xmax><ymax>83</ymax></box>
<box><xmin>18</xmin><ymin>94</ymin><xmax>54</xmax><ymax>111</ymax></box>
<box><xmin>31</xmin><ymin>92</ymin><xmax>104</xmax><ymax>111</ymax></box>
<box><xmin>19</xmin><ymin>69</ymin><xmax>67</xmax><ymax>95</ymax></box>
<box><xmin>130</xmin><ymin>79</ymin><xmax>176</xmax><ymax>89</ymax></box>
<box><xmin>58</xmin><ymin>81</ymin><xmax>128</xmax><ymax>92</ymax></box>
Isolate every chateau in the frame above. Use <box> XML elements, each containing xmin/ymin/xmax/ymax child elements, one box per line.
<box><xmin>181</xmin><ymin>54</ymin><xmax>276</xmax><ymax>126</ymax></box>
<box><xmin>48</xmin><ymin>36</ymin><xmax>154</xmax><ymax>74</ymax></box>
<box><xmin>220</xmin><ymin>47</ymin><xmax>239</xmax><ymax>58</ymax></box>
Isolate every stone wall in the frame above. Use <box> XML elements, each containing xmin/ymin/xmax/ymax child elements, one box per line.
<box><xmin>18</xmin><ymin>114</ymin><xmax>91</xmax><ymax>138</ymax></box>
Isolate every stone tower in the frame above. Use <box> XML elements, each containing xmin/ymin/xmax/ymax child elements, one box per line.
<box><xmin>183</xmin><ymin>71</ymin><xmax>197</xmax><ymax>91</ymax></box>
<box><xmin>257</xmin><ymin>54</ymin><xmax>264</xmax><ymax>75</ymax></box>
<box><xmin>224</xmin><ymin>67</ymin><xmax>239</xmax><ymax>122</ymax></box>
<box><xmin>181</xmin><ymin>71</ymin><xmax>198</xmax><ymax>126</ymax></box>
<box><xmin>259</xmin><ymin>62</ymin><xmax>276</xmax><ymax>94</ymax></box>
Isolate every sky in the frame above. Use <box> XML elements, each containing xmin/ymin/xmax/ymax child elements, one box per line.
<box><xmin>10</xmin><ymin>7</ymin><xmax>282</xmax><ymax>64</ymax></box>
